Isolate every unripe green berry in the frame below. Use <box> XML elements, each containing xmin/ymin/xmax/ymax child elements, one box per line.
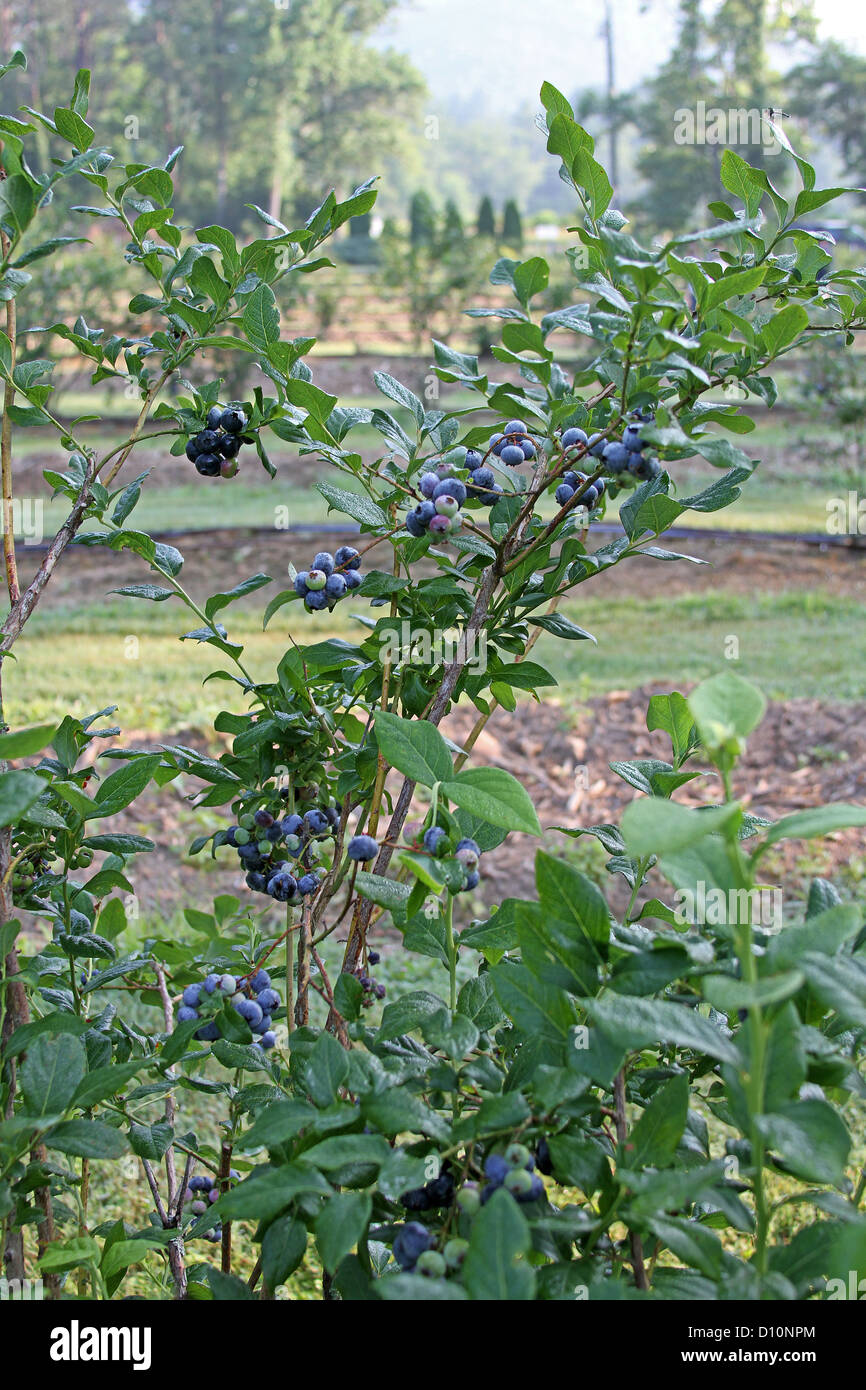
<box><xmin>444</xmin><ymin>1237</ymin><xmax>469</xmax><ymax>1269</ymax></box>
<box><xmin>456</xmin><ymin>1185</ymin><xmax>481</xmax><ymax>1216</ymax></box>
<box><xmin>505</xmin><ymin>1142</ymin><xmax>532</xmax><ymax>1169</ymax></box>
<box><xmin>415</xmin><ymin>1250</ymin><xmax>447</xmax><ymax>1278</ymax></box>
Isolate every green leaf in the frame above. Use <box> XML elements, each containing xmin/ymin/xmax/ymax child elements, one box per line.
<box><xmin>91</xmin><ymin>755</ymin><xmax>160</xmax><ymax>817</ymax></box>
<box><xmin>317</xmin><ymin>479</ymin><xmax>387</xmax><ymax>530</ymax></box>
<box><xmin>38</xmin><ymin>1236</ymin><xmax>100</xmax><ymax>1273</ymax></box>
<box><xmin>376</xmin><ymin>990</ymin><xmax>448</xmax><ymax>1043</ymax></box>
<box><xmin>646</xmin><ymin>692</ymin><xmax>698</xmax><ymax>767</ymax></box>
<box><xmin>440</xmin><ymin>767</ymin><xmax>541</xmax><ymax>836</ymax></box>
<box><xmin>0</xmin><ymin>723</ymin><xmax>56</xmax><ymax>758</ymax></box>
<box><xmin>798</xmin><ymin>953</ymin><xmax>866</xmax><ymax>1030</ymax></box>
<box><xmin>314</xmin><ymin>1192</ymin><xmax>372</xmax><ymax>1273</ymax></box>
<box><xmin>535</xmin><ymin>851</ymin><xmax>609</xmax><ymax>944</ymax></box>
<box><xmin>303</xmin><ymin>1032</ymin><xmax>350</xmax><ymax>1107</ymax></box>
<box><xmin>688</xmin><ymin>671</ymin><xmax>766</xmax><ymax>749</ymax></box>
<box><xmin>236</xmin><ymin>1100</ymin><xmax>317</xmax><ymax>1152</ymax></box>
<box><xmin>759</xmin><ymin>304</ymin><xmax>809</xmax><ymax>357</ymax></box>
<box><xmin>490</xmin><ymin>962</ymin><xmax>576</xmax><ymax>1039</ymax></box>
<box><xmin>20</xmin><ymin>1034</ymin><xmax>86</xmax><ymax>1117</ymax></box>
<box><xmin>755</xmin><ymin>1101</ymin><xmax>851</xmax><ymax>1185</ymax></box>
<box><xmin>760</xmin><ymin>804</ymin><xmax>866</xmax><ymax>850</ymax></box>
<box><xmin>627</xmin><ymin>1073</ymin><xmax>689</xmax><ymax>1168</ymax></box>
<box><xmin>262</xmin><ymin>1215</ymin><xmax>307</xmax><ymax>1290</ymax></box>
<box><xmin>582</xmin><ymin>994</ymin><xmax>740</xmax><ymax>1064</ymax></box>
<box><xmin>45</xmin><ymin>1119</ymin><xmax>129</xmax><ymax>1158</ymax></box>
<box><xmin>373</xmin><ymin>710</ymin><xmax>451</xmax><ymax>787</ymax></box>
<box><xmin>204</xmin><ymin>572</ymin><xmax>271</xmax><ymax>621</ymax></box>
<box><xmin>242</xmin><ymin>282</ymin><xmax>279</xmax><ymax>351</ymax></box>
<box><xmin>621</xmin><ymin>798</ymin><xmax>741</xmax><ymax>856</ymax></box>
<box><xmin>0</xmin><ymin>768</ymin><xmax>45</xmax><ymax>824</ymax></box>
<box><xmin>701</xmin><ymin>266</ymin><xmax>764</xmax><ymax>312</ymax></box>
<box><xmin>463</xmin><ymin>1188</ymin><xmax>535</xmax><ymax>1300</ymax></box>
<box><xmin>354</xmin><ymin>872</ymin><xmax>411</xmax><ymax>914</ymax></box>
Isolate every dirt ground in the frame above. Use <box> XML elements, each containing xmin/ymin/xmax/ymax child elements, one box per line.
<box><xmin>61</xmin><ymin>686</ymin><xmax>865</xmax><ymax>941</ymax></box>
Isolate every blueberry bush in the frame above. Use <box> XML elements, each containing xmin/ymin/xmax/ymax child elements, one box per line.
<box><xmin>1</xmin><ymin>62</ymin><xmax>866</xmax><ymax>1301</ymax></box>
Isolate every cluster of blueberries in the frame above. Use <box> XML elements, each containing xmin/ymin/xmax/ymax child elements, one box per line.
<box><xmin>407</xmin><ymin>473</ymin><xmax>467</xmax><ymax>538</ymax></box>
<box><xmin>480</xmin><ymin>1142</ymin><xmax>546</xmax><ymax>1204</ymax></box>
<box><xmin>392</xmin><ymin>1223</ymin><xmax>467</xmax><ymax>1278</ymax></box>
<box><xmin>401</xmin><ymin>1167</ymin><xmax>455</xmax><ymax>1213</ymax></box>
<box><xmin>422</xmin><ymin>828</ymin><xmax>482</xmax><ymax>893</ymax></box>
<box><xmin>487</xmin><ymin>419</ymin><xmax>537</xmax><ymax>466</ymax></box>
<box><xmin>390</xmin><ymin>1140</ymin><xmax>550</xmax><ymax>1280</ymax></box>
<box><xmin>185</xmin><ymin>1170</ymin><xmax>239</xmax><ymax>1244</ymax></box>
<box><xmin>224</xmin><ymin>805</ymin><xmax>340</xmax><ymax>901</ymax></box>
<box><xmin>185</xmin><ymin>405</ymin><xmax>248</xmax><ymax>478</ymax></box>
<box><xmin>553</xmin><ymin>412</ymin><xmax>660</xmax><ymax>499</ymax></box>
<box><xmin>176</xmin><ymin>966</ymin><xmax>280</xmax><ymax>1049</ymax></box>
<box><xmin>293</xmin><ymin>547</ymin><xmax>363</xmax><ymax>612</ymax></box>
<box><xmin>357</xmin><ymin>948</ymin><xmax>386</xmax><ymax>1007</ymax></box>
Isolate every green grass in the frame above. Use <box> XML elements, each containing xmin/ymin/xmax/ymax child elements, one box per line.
<box><xmin>7</xmin><ymin>586</ymin><xmax>863</xmax><ymax>736</ymax></box>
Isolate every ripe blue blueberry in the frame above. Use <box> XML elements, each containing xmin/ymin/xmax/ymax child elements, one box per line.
<box><xmin>623</xmin><ymin>424</ymin><xmax>644</xmax><ymax>452</ymax></box>
<box><xmin>195</xmin><ymin>1020</ymin><xmax>221</xmax><ymax>1042</ymax></box>
<box><xmin>297</xmin><ymin>872</ymin><xmax>320</xmax><ymax>896</ymax></box>
<box><xmin>236</xmin><ymin>998</ymin><xmax>264</xmax><ymax>1026</ymax></box>
<box><xmin>555</xmin><ymin>483</ymin><xmax>575</xmax><ymax>506</ymax></box>
<box><xmin>185</xmin><ymin>438</ymin><xmax>200</xmax><ymax>462</ymax></box>
<box><xmin>344</xmin><ymin>569</ymin><xmax>362</xmax><ymax>590</ymax></box>
<box><xmin>594</xmin><ymin>477</ymin><xmax>606</xmax><ymax>497</ymax></box>
<box><xmin>489</xmin><ymin>433</ymin><xmax>504</xmax><ymax>454</ymax></box>
<box><xmin>562</xmin><ymin>470</ymin><xmax>580</xmax><ymax>488</ymax></box>
<box><xmin>250</xmin><ymin>969</ymin><xmax>271</xmax><ymax>993</ymax></box>
<box><xmin>245</xmin><ymin>871</ymin><xmax>268</xmax><ymax>891</ymax></box>
<box><xmin>304</xmin><ymin>808</ymin><xmax>329</xmax><ymax>836</ymax></box>
<box><xmin>433</xmin><ymin>477</ymin><xmax>467</xmax><ymax>505</ymax></box>
<box><xmin>348</xmin><ymin>834</ymin><xmax>378</xmax><ymax>862</ymax></box>
<box><xmin>461</xmin><ymin>869</ymin><xmax>480</xmax><ymax>891</ymax></box>
<box><xmin>305</xmin><ymin>592</ymin><xmax>328</xmax><ymax>611</ymax></box>
<box><xmin>206</xmin><ymin>406</ymin><xmax>223</xmax><ymax>431</ymax></box>
<box><xmin>259</xmin><ymin>1031</ymin><xmax>277</xmax><ymax>1050</ymax></box>
<box><xmin>280</xmin><ymin>814</ymin><xmax>304</xmax><ymax>837</ymax></box>
<box><xmin>177</xmin><ymin>1005</ymin><xmax>199</xmax><ymax>1023</ymax></box>
<box><xmin>587</xmin><ymin>433</ymin><xmax>607</xmax><ymax>458</ymax></box>
<box><xmin>219</xmin><ymin>433</ymin><xmax>240</xmax><ymax>459</ymax></box>
<box><xmin>423</xmin><ymin>826</ymin><xmax>448</xmax><ymax>856</ymax></box>
<box><xmin>470</xmin><ymin>466</ymin><xmax>495</xmax><ymax>490</ymax></box>
<box><xmin>393</xmin><ymin>1222</ymin><xmax>433</xmax><ymax>1271</ymax></box>
<box><xmin>313</xmin><ymin>551</ymin><xmax>334</xmax><ymax>576</ymax></box>
<box><xmin>251</xmin><ymin>1014</ymin><xmax>272</xmax><ymax>1035</ymax></box>
<box><xmin>294</xmin><ymin>573</ymin><xmax>310</xmax><ymax>597</ymax></box>
<box><xmin>182</xmin><ymin>983</ymin><xmax>202</xmax><ymax>1008</ymax></box>
<box><xmin>500</xmin><ymin>444</ymin><xmax>525</xmax><ymax>467</ymax></box>
<box><xmin>325</xmin><ymin>573</ymin><xmax>347</xmax><ymax>599</ymax></box>
<box><xmin>484</xmin><ymin>1154</ymin><xmax>510</xmax><ymax>1187</ymax></box>
<box><xmin>268</xmin><ymin>872</ymin><xmax>297</xmax><ymax>902</ymax></box>
<box><xmin>562</xmin><ymin>426</ymin><xmax>588</xmax><ymax>448</ymax></box>
<box><xmin>257</xmin><ymin>988</ymin><xmax>281</xmax><ymax>1013</ymax></box>
<box><xmin>195</xmin><ymin>429</ymin><xmax>219</xmax><ymax>453</ymax></box>
<box><xmin>334</xmin><ymin>545</ymin><xmax>361</xmax><ymax>570</ymax></box>
<box><xmin>503</xmin><ymin>419</ymin><xmax>527</xmax><ymax>437</ymax></box>
<box><xmin>194</xmin><ymin>453</ymin><xmax>221</xmax><ymax>477</ymax></box>
<box><xmin>254</xmin><ymin>809</ymin><xmax>274</xmax><ymax>829</ymax></box>
<box><xmin>418</xmin><ymin>472</ymin><xmax>440</xmax><ymax>498</ymax></box>
<box><xmin>220</xmin><ymin>407</ymin><xmax>246</xmax><ymax>433</ymax></box>
<box><xmin>580</xmin><ymin>486</ymin><xmax>599</xmax><ymax>508</ymax></box>
<box><xmin>203</xmin><ymin>973</ymin><xmax>221</xmax><ymax>995</ymax></box>
<box><xmin>414</xmin><ymin>500</ymin><xmax>436</xmax><ymax>525</ymax></box>
<box><xmin>406</xmin><ymin>511</ymin><xmax>427</xmax><ymax>537</ymax></box>
<box><xmin>633</xmin><ymin>455</ymin><xmax>661</xmax><ymax>480</ymax></box>
<box><xmin>603</xmin><ymin>441</ymin><xmax>630</xmax><ymax>473</ymax></box>
<box><xmin>464</xmin><ymin>450</ymin><xmax>483</xmax><ymax>469</ymax></box>
<box><xmin>521</xmin><ymin>438</ymin><xmax>536</xmax><ymax>459</ymax></box>
<box><xmin>238</xmin><ymin>842</ymin><xmax>262</xmax><ymax>863</ymax></box>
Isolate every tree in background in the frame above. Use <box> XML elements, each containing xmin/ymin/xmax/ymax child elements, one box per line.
<box><xmin>409</xmin><ymin>189</ymin><xmax>437</xmax><ymax>245</ymax></box>
<box><xmin>788</xmin><ymin>40</ymin><xmax>866</xmax><ymax>196</ymax></box>
<box><xmin>477</xmin><ymin>194</ymin><xmax>496</xmax><ymax>237</ymax></box>
<box><xmin>632</xmin><ymin>0</ymin><xmax>817</xmax><ymax>232</ymax></box>
<box><xmin>0</xmin><ymin>0</ymin><xmax>424</xmax><ymax>230</ymax></box>
<box><xmin>443</xmin><ymin>198</ymin><xmax>465</xmax><ymax>241</ymax></box>
<box><xmin>502</xmin><ymin>198</ymin><xmax>524</xmax><ymax>247</ymax></box>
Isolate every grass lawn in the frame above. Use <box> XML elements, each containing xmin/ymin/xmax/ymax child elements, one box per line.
<box><xmin>7</xmin><ymin>586</ymin><xmax>864</xmax><ymax>735</ymax></box>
